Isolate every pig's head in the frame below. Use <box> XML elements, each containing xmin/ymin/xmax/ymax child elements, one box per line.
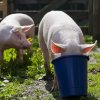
<box><xmin>0</xmin><ymin>24</ymin><xmax>34</xmax><ymax>49</ymax></box>
<box><xmin>51</xmin><ymin>40</ymin><xmax>97</xmax><ymax>56</ymax></box>
<box><xmin>9</xmin><ymin>24</ymin><xmax>34</xmax><ymax>49</ymax></box>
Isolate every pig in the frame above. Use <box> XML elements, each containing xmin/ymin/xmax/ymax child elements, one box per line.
<box><xmin>38</xmin><ymin>11</ymin><xmax>97</xmax><ymax>90</ymax></box>
<box><xmin>0</xmin><ymin>13</ymin><xmax>35</xmax><ymax>62</ymax></box>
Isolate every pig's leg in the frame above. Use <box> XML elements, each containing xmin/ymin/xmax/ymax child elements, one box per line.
<box><xmin>0</xmin><ymin>49</ymin><xmax>3</xmax><ymax>58</ymax></box>
<box><xmin>38</xmin><ymin>31</ymin><xmax>52</xmax><ymax>80</ymax></box>
<box><xmin>50</xmin><ymin>52</ymin><xmax>59</xmax><ymax>90</ymax></box>
<box><xmin>51</xmin><ymin>72</ymin><xmax>59</xmax><ymax>91</ymax></box>
<box><xmin>16</xmin><ymin>49</ymin><xmax>23</xmax><ymax>63</ymax></box>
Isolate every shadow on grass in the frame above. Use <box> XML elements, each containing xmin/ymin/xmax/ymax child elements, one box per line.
<box><xmin>45</xmin><ymin>81</ymin><xmax>98</xmax><ymax>100</ymax></box>
<box><xmin>61</xmin><ymin>94</ymin><xmax>98</xmax><ymax>100</ymax></box>
<box><xmin>81</xmin><ymin>94</ymin><xmax>98</xmax><ymax>100</ymax></box>
<box><xmin>44</xmin><ymin>80</ymin><xmax>60</xmax><ymax>100</ymax></box>
<box><xmin>61</xmin><ymin>95</ymin><xmax>98</xmax><ymax>100</ymax></box>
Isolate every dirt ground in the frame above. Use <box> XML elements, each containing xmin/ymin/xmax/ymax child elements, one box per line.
<box><xmin>22</xmin><ymin>80</ymin><xmax>61</xmax><ymax>100</ymax></box>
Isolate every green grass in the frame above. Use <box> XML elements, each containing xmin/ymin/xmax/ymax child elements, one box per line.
<box><xmin>0</xmin><ymin>35</ymin><xmax>100</xmax><ymax>100</ymax></box>
<box><xmin>88</xmin><ymin>53</ymin><xmax>100</xmax><ymax>100</ymax></box>
<box><xmin>0</xmin><ymin>37</ymin><xmax>45</xmax><ymax>99</ymax></box>
<box><xmin>85</xmin><ymin>35</ymin><xmax>100</xmax><ymax>100</ymax></box>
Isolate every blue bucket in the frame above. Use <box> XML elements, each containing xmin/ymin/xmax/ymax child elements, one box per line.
<box><xmin>52</xmin><ymin>55</ymin><xmax>89</xmax><ymax>97</ymax></box>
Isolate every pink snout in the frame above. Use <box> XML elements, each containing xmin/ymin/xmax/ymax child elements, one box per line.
<box><xmin>22</xmin><ymin>42</ymin><xmax>32</xmax><ymax>49</ymax></box>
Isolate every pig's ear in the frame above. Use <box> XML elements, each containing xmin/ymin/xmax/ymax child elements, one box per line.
<box><xmin>21</xmin><ymin>24</ymin><xmax>34</xmax><ymax>33</ymax></box>
<box><xmin>80</xmin><ymin>40</ymin><xmax>97</xmax><ymax>54</ymax></box>
<box><xmin>51</xmin><ymin>40</ymin><xmax>66</xmax><ymax>54</ymax></box>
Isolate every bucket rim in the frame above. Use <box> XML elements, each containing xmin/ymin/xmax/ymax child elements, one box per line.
<box><xmin>52</xmin><ymin>55</ymin><xmax>89</xmax><ymax>63</ymax></box>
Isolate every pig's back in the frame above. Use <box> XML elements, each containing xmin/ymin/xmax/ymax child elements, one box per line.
<box><xmin>41</xmin><ymin>11</ymin><xmax>79</xmax><ymax>29</ymax></box>
<box><xmin>1</xmin><ymin>13</ymin><xmax>34</xmax><ymax>26</ymax></box>
<box><xmin>40</xmin><ymin>11</ymin><xmax>82</xmax><ymax>46</ymax></box>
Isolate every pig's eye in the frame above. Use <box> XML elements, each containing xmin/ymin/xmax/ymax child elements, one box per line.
<box><xmin>26</xmin><ymin>35</ymin><xmax>29</xmax><ymax>38</ymax></box>
<box><xmin>17</xmin><ymin>34</ymin><xmax>22</xmax><ymax>40</ymax></box>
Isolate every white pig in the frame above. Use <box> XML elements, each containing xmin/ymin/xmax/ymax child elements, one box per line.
<box><xmin>38</xmin><ymin>11</ymin><xmax>96</xmax><ymax>90</ymax></box>
<box><xmin>0</xmin><ymin>13</ymin><xmax>35</xmax><ymax>62</ymax></box>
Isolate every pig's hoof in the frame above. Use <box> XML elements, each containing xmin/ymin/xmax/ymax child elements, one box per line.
<box><xmin>41</xmin><ymin>74</ymin><xmax>53</xmax><ymax>81</ymax></box>
<box><xmin>51</xmin><ymin>86</ymin><xmax>59</xmax><ymax>92</ymax></box>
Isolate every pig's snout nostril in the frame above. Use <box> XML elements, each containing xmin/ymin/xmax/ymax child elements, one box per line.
<box><xmin>22</xmin><ymin>46</ymin><xmax>27</xmax><ymax>49</ymax></box>
<box><xmin>23</xmin><ymin>43</ymin><xmax>32</xmax><ymax>49</ymax></box>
